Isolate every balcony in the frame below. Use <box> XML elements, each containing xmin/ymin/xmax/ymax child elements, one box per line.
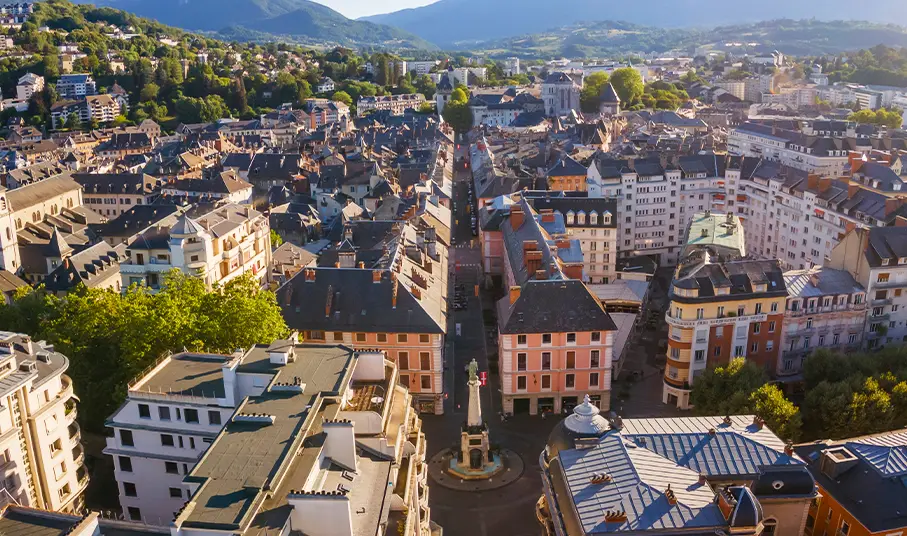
<box><xmin>871</xmin><ymin>298</ymin><xmax>893</xmax><ymax>307</ymax></box>
<box><xmin>68</xmin><ymin>423</ymin><xmax>80</xmax><ymax>445</ymax></box>
<box><xmin>873</xmin><ymin>279</ymin><xmax>906</xmax><ymax>289</ymax></box>
<box><xmin>64</xmin><ymin>401</ymin><xmax>77</xmax><ymax>423</ymax></box>
<box><xmin>71</xmin><ymin>445</ymin><xmax>84</xmax><ymax>467</ymax></box>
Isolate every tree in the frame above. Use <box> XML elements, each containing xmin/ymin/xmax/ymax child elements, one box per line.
<box><xmin>580</xmin><ymin>71</ymin><xmax>610</xmax><ymax>113</ymax></box>
<box><xmin>331</xmin><ymin>90</ymin><xmax>353</xmax><ymax>106</ymax></box>
<box><xmin>749</xmin><ymin>384</ymin><xmax>802</xmax><ymax>442</ymax></box>
<box><xmin>680</xmin><ymin>70</ymin><xmax>705</xmax><ymax>84</ymax></box>
<box><xmin>690</xmin><ymin>358</ymin><xmax>765</xmax><ymax>415</ymax></box>
<box><xmin>270</xmin><ymin>229</ymin><xmax>283</xmax><ymax>248</ymax></box>
<box><xmin>609</xmin><ymin>68</ymin><xmax>644</xmax><ymax>107</ymax></box>
<box><xmin>450</xmin><ymin>86</ymin><xmax>469</xmax><ymax>104</ymax></box>
<box><xmin>442</xmin><ymin>100</ymin><xmax>473</xmax><ymax>134</ymax></box>
<box><xmin>139</xmin><ymin>82</ymin><xmax>160</xmax><ymax>103</ymax></box>
<box><xmin>802</xmin><ymin>381</ymin><xmax>854</xmax><ymax>439</ymax></box>
<box><xmin>0</xmin><ymin>272</ymin><xmax>288</xmax><ymax>432</ymax></box>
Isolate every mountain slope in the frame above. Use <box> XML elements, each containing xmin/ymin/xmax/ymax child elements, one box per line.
<box><xmin>364</xmin><ymin>0</ymin><xmax>907</xmax><ymax>47</ymax></box>
<box><xmin>76</xmin><ymin>0</ymin><xmax>436</xmax><ymax>49</ymax></box>
<box><xmin>472</xmin><ymin>19</ymin><xmax>907</xmax><ymax>59</ymax></box>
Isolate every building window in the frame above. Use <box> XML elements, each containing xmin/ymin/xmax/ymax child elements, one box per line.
<box><xmin>420</xmin><ymin>334</ymin><xmax>430</xmax><ymax>343</ymax></box>
<box><xmin>517</xmin><ymin>376</ymin><xmax>527</xmax><ymax>390</ymax></box>
<box><xmin>696</xmin><ymin>308</ymin><xmax>704</xmax><ymax>320</ymax></box>
<box><xmin>127</xmin><ymin>507</ymin><xmax>141</xmax><ymax>521</ymax></box>
<box><xmin>591</xmin><ymin>332</ymin><xmax>601</xmax><ymax>342</ymax></box>
<box><xmin>737</xmin><ymin>306</ymin><xmax>745</xmax><ymax>316</ymax></box>
<box><xmin>565</xmin><ymin>374</ymin><xmax>575</xmax><ymax>389</ymax></box>
<box><xmin>417</xmin><ymin>352</ymin><xmax>430</xmax><ymax>371</ymax></box>
<box><xmin>208</xmin><ymin>410</ymin><xmax>221</xmax><ymax>425</ymax></box>
<box><xmin>770</xmin><ymin>302</ymin><xmax>778</xmax><ymax>312</ymax></box>
<box><xmin>334</xmin><ymin>332</ymin><xmax>345</xmax><ymax>341</ymax></box>
<box><xmin>399</xmin><ymin>374</ymin><xmax>409</xmax><ymax>386</ymax></box>
<box><xmin>120</xmin><ymin>430</ymin><xmax>134</xmax><ymax>447</ymax></box>
<box><xmin>517</xmin><ymin>335</ymin><xmax>527</xmax><ymax>346</ymax></box>
<box><xmin>590</xmin><ymin>350</ymin><xmax>600</xmax><ymax>368</ymax></box>
<box><xmin>751</xmin><ymin>342</ymin><xmax>759</xmax><ymax>353</ymax></box>
<box><xmin>169</xmin><ymin>487</ymin><xmax>182</xmax><ymax>498</ymax></box>
<box><xmin>753</xmin><ymin>323</ymin><xmax>761</xmax><ymax>334</ymax></box>
<box><xmin>768</xmin><ymin>321</ymin><xmax>775</xmax><ymax>333</ymax></box>
<box><xmin>590</xmin><ymin>372</ymin><xmax>599</xmax><ymax>387</ymax></box>
<box><xmin>714</xmin><ymin>346</ymin><xmax>721</xmax><ymax>357</ymax></box>
<box><xmin>398</xmin><ymin>352</ymin><xmax>409</xmax><ymax>369</ymax></box>
<box><xmin>517</xmin><ymin>353</ymin><xmax>527</xmax><ymax>371</ymax></box>
<box><xmin>397</xmin><ymin>334</ymin><xmax>408</xmax><ymax>343</ymax></box>
<box><xmin>158</xmin><ymin>406</ymin><xmax>171</xmax><ymax>421</ymax></box>
<box><xmin>161</xmin><ymin>434</ymin><xmax>175</xmax><ymax>447</ymax></box>
<box><xmin>566</xmin><ymin>351</ymin><xmax>576</xmax><ymax>369</ymax></box>
<box><xmin>755</xmin><ymin>303</ymin><xmax>763</xmax><ymax>314</ymax></box>
<box><xmin>118</xmin><ymin>456</ymin><xmax>132</xmax><ymax>472</ymax></box>
<box><xmin>420</xmin><ymin>376</ymin><xmax>431</xmax><ymax>390</ymax></box>
<box><xmin>355</xmin><ymin>333</ymin><xmax>366</xmax><ymax>342</ymax></box>
<box><xmin>542</xmin><ymin>334</ymin><xmax>552</xmax><ymax>345</ymax></box>
<box><xmin>542</xmin><ymin>352</ymin><xmax>551</xmax><ymax>370</ymax></box>
<box><xmin>541</xmin><ymin>375</ymin><xmax>551</xmax><ymax>389</ymax></box>
<box><xmin>138</xmin><ymin>404</ymin><xmax>150</xmax><ymax>419</ymax></box>
<box><xmin>695</xmin><ymin>350</ymin><xmax>705</xmax><ymax>362</ymax></box>
<box><xmin>123</xmin><ymin>482</ymin><xmax>137</xmax><ymax>497</ymax></box>
<box><xmin>567</xmin><ymin>333</ymin><xmax>576</xmax><ymax>344</ymax></box>
<box><xmin>165</xmin><ymin>462</ymin><xmax>179</xmax><ymax>474</ymax></box>
<box><xmin>184</xmin><ymin>409</ymin><xmax>199</xmax><ymax>424</ymax></box>
<box><xmin>377</xmin><ymin>333</ymin><xmax>387</xmax><ymax>343</ymax></box>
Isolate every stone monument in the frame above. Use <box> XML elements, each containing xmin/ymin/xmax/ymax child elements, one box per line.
<box><xmin>449</xmin><ymin>359</ymin><xmax>503</xmax><ymax>479</ymax></box>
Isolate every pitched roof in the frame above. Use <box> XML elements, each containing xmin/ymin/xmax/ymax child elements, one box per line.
<box><xmin>498</xmin><ymin>279</ymin><xmax>616</xmax><ymax>334</ymax></box>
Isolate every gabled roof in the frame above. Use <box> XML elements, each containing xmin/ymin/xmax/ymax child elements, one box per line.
<box><xmin>599</xmin><ymin>82</ymin><xmax>620</xmax><ymax>103</ymax></box>
<box><xmin>546</xmin><ymin>155</ymin><xmax>587</xmax><ymax>177</ymax></box>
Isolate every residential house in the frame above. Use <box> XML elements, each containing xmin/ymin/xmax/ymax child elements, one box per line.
<box><xmin>56</xmin><ymin>73</ymin><xmax>96</xmax><ymax>100</ymax></box>
<box><xmin>73</xmin><ymin>172</ymin><xmax>161</xmax><ymax>217</ymax></box>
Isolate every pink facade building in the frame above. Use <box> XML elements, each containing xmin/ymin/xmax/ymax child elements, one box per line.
<box><xmin>494</xmin><ymin>198</ymin><xmax>616</xmax><ymax>414</ymax></box>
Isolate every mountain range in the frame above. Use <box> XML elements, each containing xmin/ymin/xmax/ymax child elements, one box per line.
<box><xmin>363</xmin><ymin>0</ymin><xmax>907</xmax><ymax>47</ymax></box>
<box><xmin>73</xmin><ymin>0</ymin><xmax>435</xmax><ymax>49</ymax></box>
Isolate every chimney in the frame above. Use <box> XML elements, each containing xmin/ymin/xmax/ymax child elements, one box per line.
<box><xmin>372</xmin><ymin>270</ymin><xmax>381</xmax><ymax>283</ymax></box>
<box><xmin>848</xmin><ymin>181</ymin><xmax>860</xmax><ymax>198</ymax></box>
<box><xmin>886</xmin><ymin>198</ymin><xmax>905</xmax><ymax>217</ymax></box>
<box><xmin>357</xmin><ymin>261</ymin><xmax>365</xmax><ymax>269</ymax></box>
<box><xmin>698</xmin><ymin>474</ymin><xmax>707</xmax><ymax>486</ymax></box>
<box><xmin>784</xmin><ymin>441</ymin><xmax>794</xmax><ymax>456</ymax></box>
<box><xmin>304</xmin><ymin>268</ymin><xmax>316</xmax><ymax>282</ymax></box>
<box><xmin>752</xmin><ymin>416</ymin><xmax>764</xmax><ymax>430</ymax></box>
<box><xmin>664</xmin><ymin>485</ymin><xmax>677</xmax><ymax>506</ymax></box>
<box><xmin>556</xmin><ymin>239</ymin><xmax>571</xmax><ymax>250</ymax></box>
<box><xmin>807</xmin><ymin>173</ymin><xmax>819</xmax><ymax>191</ymax></box>
<box><xmin>510</xmin><ymin>205</ymin><xmax>524</xmax><ymax>230</ymax></box>
<box><xmin>818</xmin><ymin>176</ymin><xmax>832</xmax><ymax>192</ymax></box>
<box><xmin>526</xmin><ymin>250</ymin><xmax>543</xmax><ymax>275</ymax></box>
<box><xmin>701</xmin><ymin>228</ymin><xmax>709</xmax><ymax>238</ymax></box>
<box><xmin>509</xmin><ymin>286</ymin><xmax>521</xmax><ymax>305</ymax></box>
<box><xmin>535</xmin><ymin>269</ymin><xmax>547</xmax><ymax>280</ymax></box>
<box><xmin>809</xmin><ymin>271</ymin><xmax>820</xmax><ymax>288</ymax></box>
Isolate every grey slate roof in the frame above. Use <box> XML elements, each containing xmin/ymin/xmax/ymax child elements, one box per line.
<box><xmin>497</xmin><ymin>279</ymin><xmax>616</xmax><ymax>334</ymax></box>
<box><xmin>783</xmin><ymin>267</ymin><xmax>863</xmax><ymax>299</ymax></box>
<box><xmin>865</xmin><ymin>226</ymin><xmax>907</xmax><ymax>267</ymax></box>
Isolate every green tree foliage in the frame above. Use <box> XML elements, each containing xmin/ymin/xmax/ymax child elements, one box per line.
<box><xmin>331</xmin><ymin>90</ymin><xmax>353</xmax><ymax>106</ymax></box>
<box><xmin>442</xmin><ymin>100</ymin><xmax>473</xmax><ymax>134</ymax></box>
<box><xmin>690</xmin><ymin>358</ymin><xmax>766</xmax><ymax>415</ymax></box>
<box><xmin>139</xmin><ymin>81</ymin><xmax>159</xmax><ymax>103</ymax></box>
<box><xmin>848</xmin><ymin>108</ymin><xmax>903</xmax><ymax>128</ymax></box>
<box><xmin>691</xmin><ymin>359</ymin><xmax>802</xmax><ymax>441</ymax></box>
<box><xmin>450</xmin><ymin>86</ymin><xmax>469</xmax><ymax>104</ymax></box>
<box><xmin>0</xmin><ymin>272</ymin><xmax>287</xmax><ymax>431</ymax></box>
<box><xmin>609</xmin><ymin>67</ymin><xmax>644</xmax><ymax>107</ymax></box>
<box><xmin>270</xmin><ymin>229</ymin><xmax>283</xmax><ymax>247</ymax></box>
<box><xmin>580</xmin><ymin>71</ymin><xmax>610</xmax><ymax>113</ymax></box>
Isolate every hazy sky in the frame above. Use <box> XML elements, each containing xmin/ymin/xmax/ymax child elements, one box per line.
<box><xmin>311</xmin><ymin>0</ymin><xmax>437</xmax><ymax>18</ymax></box>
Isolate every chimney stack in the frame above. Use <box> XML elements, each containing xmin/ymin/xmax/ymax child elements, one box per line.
<box><xmin>510</xmin><ymin>205</ymin><xmax>524</xmax><ymax>230</ymax></box>
<box><xmin>509</xmin><ymin>286</ymin><xmax>521</xmax><ymax>305</ymax></box>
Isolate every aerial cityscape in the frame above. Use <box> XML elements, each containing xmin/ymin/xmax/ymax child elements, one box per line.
<box><xmin>0</xmin><ymin>0</ymin><xmax>903</xmax><ymax>534</ymax></box>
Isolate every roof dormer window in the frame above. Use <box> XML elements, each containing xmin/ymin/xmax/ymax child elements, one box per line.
<box><xmin>882</xmin><ymin>258</ymin><xmax>891</xmax><ymax>266</ymax></box>
<box><xmin>589</xmin><ymin>211</ymin><xmax>598</xmax><ymax>225</ymax></box>
<box><xmin>566</xmin><ymin>211</ymin><xmax>575</xmax><ymax>225</ymax></box>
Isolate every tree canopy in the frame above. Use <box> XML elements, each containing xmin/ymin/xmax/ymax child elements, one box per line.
<box><xmin>609</xmin><ymin>67</ymin><xmax>644</xmax><ymax>107</ymax></box>
<box><xmin>0</xmin><ymin>272</ymin><xmax>287</xmax><ymax>431</ymax></box>
<box><xmin>580</xmin><ymin>71</ymin><xmax>610</xmax><ymax>113</ymax></box>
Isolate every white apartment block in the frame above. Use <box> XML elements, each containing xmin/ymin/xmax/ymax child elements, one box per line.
<box><xmin>0</xmin><ymin>332</ymin><xmax>88</xmax><ymax>514</ymax></box>
<box><xmin>828</xmin><ymin>227</ymin><xmax>907</xmax><ymax>350</ymax></box>
<box><xmin>16</xmin><ymin>72</ymin><xmax>43</xmax><ymax>101</ymax></box>
<box><xmin>119</xmin><ymin>204</ymin><xmax>271</xmax><ymax>291</ymax></box>
<box><xmin>55</xmin><ymin>74</ymin><xmax>96</xmax><ymax>100</ymax></box>
<box><xmin>728</xmin><ymin>121</ymin><xmax>854</xmax><ymax>176</ymax></box>
<box><xmin>356</xmin><ymin>93</ymin><xmax>426</xmax><ymax>117</ymax></box>
<box><xmin>588</xmin><ymin>154</ymin><xmax>732</xmax><ymax>267</ymax></box>
<box><xmin>107</xmin><ymin>338</ymin><xmax>437</xmax><ymax>535</ymax></box>
<box><xmin>104</xmin><ymin>351</ymin><xmax>237</xmax><ymax>524</ymax></box>
<box><xmin>405</xmin><ymin>60</ymin><xmax>438</xmax><ymax>76</ymax></box>
<box><xmin>504</xmin><ymin>57</ymin><xmax>520</xmax><ymax>76</ymax></box>
<box><xmin>780</xmin><ymin>267</ymin><xmax>866</xmax><ymax>378</ymax></box>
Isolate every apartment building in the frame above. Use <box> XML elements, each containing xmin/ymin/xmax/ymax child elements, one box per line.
<box><xmin>495</xmin><ymin>200</ymin><xmax>616</xmax><ymax>415</ymax></box>
<box><xmin>107</xmin><ymin>339</ymin><xmax>438</xmax><ymax>536</ymax></box>
<box><xmin>0</xmin><ymin>332</ymin><xmax>88</xmax><ymax>514</ymax></box>
<box><xmin>73</xmin><ymin>172</ymin><xmax>160</xmax><ymax>217</ymax></box>
<box><xmin>119</xmin><ymin>204</ymin><xmax>271</xmax><ymax>290</ymax></box>
<box><xmin>795</xmin><ymin>429</ymin><xmax>907</xmax><ymax>536</ymax></box>
<box><xmin>728</xmin><ymin>120</ymin><xmax>864</xmax><ymax>176</ymax></box>
<box><xmin>540</xmin><ymin>409</ymin><xmax>818</xmax><ymax>536</ymax></box>
<box><xmin>546</xmin><ymin>155</ymin><xmax>587</xmax><ymax>192</ymax></box>
<box><xmin>665</xmin><ymin>257</ymin><xmax>787</xmax><ymax>409</ymax></box>
<box><xmin>55</xmin><ymin>74</ymin><xmax>96</xmax><ymax>100</ymax></box>
<box><xmin>827</xmin><ymin>226</ymin><xmax>907</xmax><ymax>349</ymax></box>
<box><xmin>104</xmin><ymin>351</ymin><xmax>240</xmax><ymax>524</ymax></box>
<box><xmin>780</xmin><ymin>267</ymin><xmax>866</xmax><ymax>378</ymax></box>
<box><xmin>16</xmin><ymin>72</ymin><xmax>43</xmax><ymax>101</ymax></box>
<box><xmin>525</xmin><ymin>192</ymin><xmax>618</xmax><ymax>283</ymax></box>
<box><xmin>357</xmin><ymin>93</ymin><xmax>426</xmax><ymax>117</ymax></box>
<box><xmin>277</xmin><ymin>221</ymin><xmax>448</xmax><ymax>414</ymax></box>
<box><xmin>682</xmin><ymin>211</ymin><xmax>745</xmax><ymax>259</ymax></box>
